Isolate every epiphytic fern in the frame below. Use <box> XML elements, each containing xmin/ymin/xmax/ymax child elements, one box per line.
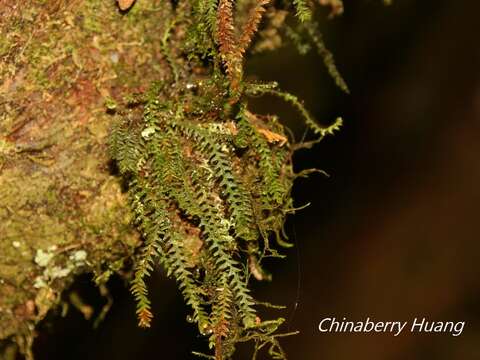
<box><xmin>108</xmin><ymin>0</ymin><xmax>354</xmax><ymax>358</ymax></box>
<box><xmin>245</xmin><ymin>81</ymin><xmax>343</xmax><ymax>139</ymax></box>
<box><xmin>109</xmin><ymin>79</ymin><xmax>297</xmax><ymax>358</ymax></box>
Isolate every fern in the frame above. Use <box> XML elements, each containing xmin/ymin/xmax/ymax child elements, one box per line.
<box><xmin>107</xmin><ymin>0</ymin><xmax>351</xmax><ymax>357</ymax></box>
<box><xmin>282</xmin><ymin>22</ymin><xmax>350</xmax><ymax>93</ymax></box>
<box><xmin>210</xmin><ymin>281</ymin><xmax>235</xmax><ymax>357</ymax></box>
<box><xmin>215</xmin><ymin>0</ymin><xmax>274</xmax><ymax>90</ymax></box>
<box><xmin>283</xmin><ymin>24</ymin><xmax>312</xmax><ymax>55</ymax></box>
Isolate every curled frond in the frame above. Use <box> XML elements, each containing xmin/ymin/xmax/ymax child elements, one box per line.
<box><xmin>245</xmin><ymin>83</ymin><xmax>343</xmax><ymax>139</ymax></box>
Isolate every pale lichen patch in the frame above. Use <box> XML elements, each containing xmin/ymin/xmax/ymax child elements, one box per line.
<box><xmin>34</xmin><ymin>250</ymin><xmax>55</xmax><ymax>268</ymax></box>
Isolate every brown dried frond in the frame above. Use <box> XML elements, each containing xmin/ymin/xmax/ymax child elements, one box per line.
<box><xmin>217</xmin><ymin>0</ymin><xmax>235</xmax><ymax>55</ymax></box>
<box><xmin>217</xmin><ymin>0</ymin><xmax>271</xmax><ymax>89</ymax></box>
<box><xmin>248</xmin><ymin>255</ymin><xmax>264</xmax><ymax>281</ymax></box>
<box><xmin>238</xmin><ymin>0</ymin><xmax>271</xmax><ymax>55</ymax></box>
<box><xmin>138</xmin><ymin>308</ymin><xmax>153</xmax><ymax>328</ymax></box>
<box><xmin>213</xmin><ymin>316</ymin><xmax>229</xmax><ymax>360</ymax></box>
<box><xmin>217</xmin><ymin>0</ymin><xmax>241</xmax><ymax>84</ymax></box>
<box><xmin>256</xmin><ymin>128</ymin><xmax>287</xmax><ymax>146</ymax></box>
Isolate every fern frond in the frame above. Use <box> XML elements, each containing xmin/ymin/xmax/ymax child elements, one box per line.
<box><xmin>108</xmin><ymin>120</ymin><xmax>144</xmax><ymax>175</ymax></box>
<box><xmin>209</xmin><ymin>281</ymin><xmax>236</xmax><ymax>358</ymax></box>
<box><xmin>238</xmin><ymin>0</ymin><xmax>271</xmax><ymax>55</ymax></box>
<box><xmin>283</xmin><ymin>24</ymin><xmax>311</xmax><ymax>55</ymax></box>
<box><xmin>171</xmin><ymin>120</ymin><xmax>259</xmax><ymax>242</ymax></box>
<box><xmin>188</xmin><ymin>0</ymin><xmax>219</xmax><ymax>56</ymax></box>
<box><xmin>217</xmin><ymin>0</ymin><xmax>241</xmax><ymax>86</ymax></box>
<box><xmin>235</xmin><ymin>107</ymin><xmax>290</xmax><ymax>206</ymax></box>
<box><xmin>191</xmin><ymin>174</ymin><xmax>257</xmax><ymax>328</ymax></box>
<box><xmin>204</xmin><ymin>0</ymin><xmax>220</xmax><ymax>34</ymax></box>
<box><xmin>216</xmin><ymin>0</ymin><xmax>234</xmax><ymax>54</ymax></box>
<box><xmin>246</xmin><ymin>83</ymin><xmax>343</xmax><ymax>139</ymax></box>
<box><xmin>305</xmin><ymin>21</ymin><xmax>350</xmax><ymax>93</ymax></box>
<box><xmin>161</xmin><ymin>19</ymin><xmax>180</xmax><ymax>82</ymax></box>
<box><xmin>162</xmin><ymin>231</ymin><xmax>211</xmax><ymax>330</ymax></box>
<box><xmin>128</xmin><ymin>178</ymin><xmax>171</xmax><ymax>327</ymax></box>
<box><xmin>292</xmin><ymin>0</ymin><xmax>312</xmax><ymax>22</ymax></box>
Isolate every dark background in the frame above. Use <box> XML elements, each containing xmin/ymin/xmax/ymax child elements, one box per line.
<box><xmin>34</xmin><ymin>0</ymin><xmax>480</xmax><ymax>359</ymax></box>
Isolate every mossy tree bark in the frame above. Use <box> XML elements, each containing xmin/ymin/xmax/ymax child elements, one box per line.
<box><xmin>0</xmin><ymin>1</ymin><xmax>176</xmax><ymax>355</ymax></box>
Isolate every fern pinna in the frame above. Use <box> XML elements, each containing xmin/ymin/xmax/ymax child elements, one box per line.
<box><xmin>109</xmin><ymin>0</ymin><xmax>348</xmax><ymax>358</ymax></box>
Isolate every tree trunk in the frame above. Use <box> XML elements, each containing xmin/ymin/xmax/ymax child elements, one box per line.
<box><xmin>0</xmin><ymin>0</ymin><xmax>174</xmax><ymax>355</ymax></box>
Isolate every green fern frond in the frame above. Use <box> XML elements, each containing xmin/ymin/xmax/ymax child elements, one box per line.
<box><xmin>162</xmin><ymin>231</ymin><xmax>211</xmax><ymax>330</ymax></box>
<box><xmin>292</xmin><ymin>0</ymin><xmax>313</xmax><ymax>22</ymax></box>
<box><xmin>245</xmin><ymin>83</ymin><xmax>343</xmax><ymax>139</ymax></box>
<box><xmin>192</xmin><ymin>179</ymin><xmax>257</xmax><ymax>327</ymax></box>
<box><xmin>304</xmin><ymin>21</ymin><xmax>350</xmax><ymax>93</ymax></box>
<box><xmin>108</xmin><ymin>119</ymin><xmax>144</xmax><ymax>174</ymax></box>
<box><xmin>126</xmin><ymin>176</ymin><xmax>171</xmax><ymax>327</ymax></box>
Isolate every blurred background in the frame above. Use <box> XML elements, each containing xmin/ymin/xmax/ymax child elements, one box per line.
<box><xmin>34</xmin><ymin>0</ymin><xmax>480</xmax><ymax>359</ymax></box>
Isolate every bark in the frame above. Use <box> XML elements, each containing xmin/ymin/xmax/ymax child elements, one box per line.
<box><xmin>0</xmin><ymin>0</ymin><xmax>175</xmax><ymax>355</ymax></box>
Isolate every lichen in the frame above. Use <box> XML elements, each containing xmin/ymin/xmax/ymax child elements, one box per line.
<box><xmin>34</xmin><ymin>249</ymin><xmax>55</xmax><ymax>268</ymax></box>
